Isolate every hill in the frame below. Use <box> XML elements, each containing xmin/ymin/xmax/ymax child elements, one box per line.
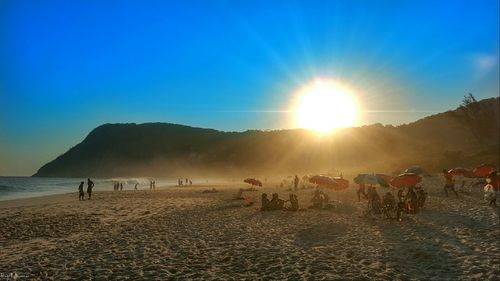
<box><xmin>33</xmin><ymin>97</ymin><xmax>499</xmax><ymax>178</ymax></box>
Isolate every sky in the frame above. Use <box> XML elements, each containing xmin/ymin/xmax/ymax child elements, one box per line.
<box><xmin>0</xmin><ymin>0</ymin><xmax>499</xmax><ymax>176</ymax></box>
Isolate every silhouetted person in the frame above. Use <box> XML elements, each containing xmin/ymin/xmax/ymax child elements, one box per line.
<box><xmin>484</xmin><ymin>178</ymin><xmax>497</xmax><ymax>207</ymax></box>
<box><xmin>134</xmin><ymin>183</ymin><xmax>138</xmax><ymax>190</ymax></box>
<box><xmin>443</xmin><ymin>169</ymin><xmax>458</xmax><ymax>198</ymax></box>
<box><xmin>288</xmin><ymin>194</ymin><xmax>299</xmax><ymax>211</ymax></box>
<box><xmin>406</xmin><ymin>187</ymin><xmax>418</xmax><ymax>214</ymax></box>
<box><xmin>382</xmin><ymin>192</ymin><xmax>395</xmax><ymax>210</ymax></box>
<box><xmin>357</xmin><ymin>183</ymin><xmax>367</xmax><ymax>202</ymax></box>
<box><xmin>120</xmin><ymin>183</ymin><xmax>123</xmax><ymax>191</ymax></box>
<box><xmin>153</xmin><ymin>180</ymin><xmax>156</xmax><ymax>190</ymax></box>
<box><xmin>189</xmin><ymin>180</ymin><xmax>192</xmax><ymax>185</ymax></box>
<box><xmin>311</xmin><ymin>189</ymin><xmax>323</xmax><ymax>208</ymax></box>
<box><xmin>415</xmin><ymin>186</ymin><xmax>427</xmax><ymax>208</ymax></box>
<box><xmin>269</xmin><ymin>193</ymin><xmax>285</xmax><ymax>210</ymax></box>
<box><xmin>396</xmin><ymin>197</ymin><xmax>405</xmax><ymax>222</ymax></box>
<box><xmin>294</xmin><ymin>175</ymin><xmax>299</xmax><ymax>191</ymax></box>
<box><xmin>78</xmin><ymin>181</ymin><xmax>85</xmax><ymax>201</ymax></box>
<box><xmin>87</xmin><ymin>178</ymin><xmax>94</xmax><ymax>200</ymax></box>
<box><xmin>261</xmin><ymin>193</ymin><xmax>270</xmax><ymax>211</ymax></box>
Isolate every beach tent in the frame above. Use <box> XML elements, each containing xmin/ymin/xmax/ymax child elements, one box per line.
<box><xmin>244</xmin><ymin>178</ymin><xmax>262</xmax><ymax>187</ymax></box>
<box><xmin>390</xmin><ymin>173</ymin><xmax>422</xmax><ymax>188</ymax></box>
<box><xmin>473</xmin><ymin>164</ymin><xmax>495</xmax><ymax>178</ymax></box>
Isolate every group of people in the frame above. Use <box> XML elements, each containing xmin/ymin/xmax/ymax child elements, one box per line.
<box><xmin>178</xmin><ymin>178</ymin><xmax>192</xmax><ymax>186</ymax></box>
<box><xmin>311</xmin><ymin>189</ymin><xmax>330</xmax><ymax>209</ymax></box>
<box><xmin>443</xmin><ymin>168</ymin><xmax>499</xmax><ymax>207</ymax></box>
<box><xmin>362</xmin><ymin>184</ymin><xmax>427</xmax><ymax>221</ymax></box>
<box><xmin>78</xmin><ymin>178</ymin><xmax>94</xmax><ymax>200</ymax></box>
<box><xmin>261</xmin><ymin>193</ymin><xmax>299</xmax><ymax>211</ymax></box>
<box><xmin>113</xmin><ymin>182</ymin><xmax>123</xmax><ymax>191</ymax></box>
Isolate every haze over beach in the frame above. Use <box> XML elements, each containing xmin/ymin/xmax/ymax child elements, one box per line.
<box><xmin>1</xmin><ymin>0</ymin><xmax>499</xmax><ymax>280</ymax></box>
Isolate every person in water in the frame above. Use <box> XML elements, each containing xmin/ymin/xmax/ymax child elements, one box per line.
<box><xmin>261</xmin><ymin>193</ymin><xmax>270</xmax><ymax>211</ymax></box>
<box><xmin>443</xmin><ymin>169</ymin><xmax>459</xmax><ymax>198</ymax></box>
<box><xmin>87</xmin><ymin>178</ymin><xmax>94</xmax><ymax>200</ymax></box>
<box><xmin>78</xmin><ymin>181</ymin><xmax>85</xmax><ymax>201</ymax></box>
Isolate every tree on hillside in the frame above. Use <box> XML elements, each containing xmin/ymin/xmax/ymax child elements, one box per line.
<box><xmin>461</xmin><ymin>93</ymin><xmax>477</xmax><ymax>108</ymax></box>
<box><xmin>458</xmin><ymin>93</ymin><xmax>484</xmax><ymax>147</ymax></box>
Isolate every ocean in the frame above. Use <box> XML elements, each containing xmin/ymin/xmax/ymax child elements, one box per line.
<box><xmin>0</xmin><ymin>177</ymin><xmax>179</xmax><ymax>201</ymax></box>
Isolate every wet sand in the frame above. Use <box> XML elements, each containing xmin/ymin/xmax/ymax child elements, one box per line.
<box><xmin>0</xmin><ymin>177</ymin><xmax>498</xmax><ymax>280</ymax></box>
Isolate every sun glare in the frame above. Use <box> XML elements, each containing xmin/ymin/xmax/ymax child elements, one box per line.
<box><xmin>293</xmin><ymin>79</ymin><xmax>358</xmax><ymax>133</ymax></box>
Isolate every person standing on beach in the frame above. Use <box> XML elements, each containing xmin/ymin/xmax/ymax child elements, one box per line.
<box><xmin>357</xmin><ymin>183</ymin><xmax>367</xmax><ymax>202</ymax></box>
<box><xmin>120</xmin><ymin>182</ymin><xmax>123</xmax><ymax>191</ymax></box>
<box><xmin>87</xmin><ymin>178</ymin><xmax>94</xmax><ymax>200</ymax></box>
<box><xmin>443</xmin><ymin>169</ymin><xmax>459</xmax><ymax>198</ymax></box>
<box><xmin>78</xmin><ymin>181</ymin><xmax>85</xmax><ymax>201</ymax></box>
<box><xmin>294</xmin><ymin>175</ymin><xmax>299</xmax><ymax>191</ymax></box>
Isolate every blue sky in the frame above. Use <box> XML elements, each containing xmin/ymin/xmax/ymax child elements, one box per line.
<box><xmin>1</xmin><ymin>0</ymin><xmax>499</xmax><ymax>175</ymax></box>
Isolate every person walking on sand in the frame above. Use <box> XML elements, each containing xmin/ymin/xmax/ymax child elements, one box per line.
<box><xmin>87</xmin><ymin>178</ymin><xmax>94</xmax><ymax>200</ymax></box>
<box><xmin>78</xmin><ymin>181</ymin><xmax>85</xmax><ymax>201</ymax></box>
<box><xmin>120</xmin><ymin>182</ymin><xmax>123</xmax><ymax>191</ymax></box>
<box><xmin>134</xmin><ymin>183</ymin><xmax>138</xmax><ymax>190</ymax></box>
<box><xmin>153</xmin><ymin>180</ymin><xmax>156</xmax><ymax>190</ymax></box>
<box><xmin>443</xmin><ymin>169</ymin><xmax>459</xmax><ymax>198</ymax></box>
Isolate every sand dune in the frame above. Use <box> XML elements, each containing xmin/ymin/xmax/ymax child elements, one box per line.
<box><xmin>0</xmin><ymin>176</ymin><xmax>498</xmax><ymax>280</ymax></box>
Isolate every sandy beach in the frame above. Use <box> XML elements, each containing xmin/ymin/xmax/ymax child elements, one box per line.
<box><xmin>1</xmin><ymin>176</ymin><xmax>499</xmax><ymax>280</ymax></box>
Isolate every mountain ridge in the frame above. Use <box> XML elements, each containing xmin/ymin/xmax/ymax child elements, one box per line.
<box><xmin>34</xmin><ymin>97</ymin><xmax>499</xmax><ymax>178</ymax></box>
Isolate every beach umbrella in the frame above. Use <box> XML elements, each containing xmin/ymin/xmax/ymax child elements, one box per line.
<box><xmin>390</xmin><ymin>173</ymin><xmax>422</xmax><ymax>188</ymax></box>
<box><xmin>244</xmin><ymin>178</ymin><xmax>262</xmax><ymax>187</ymax></box>
<box><xmin>309</xmin><ymin>175</ymin><xmax>336</xmax><ymax>186</ymax></box>
<box><xmin>376</xmin><ymin>174</ymin><xmax>392</xmax><ymax>188</ymax></box>
<box><xmin>332</xmin><ymin>177</ymin><xmax>349</xmax><ymax>190</ymax></box>
<box><xmin>473</xmin><ymin>164</ymin><xmax>495</xmax><ymax>178</ymax></box>
<box><xmin>448</xmin><ymin>167</ymin><xmax>473</xmax><ymax>177</ymax></box>
<box><xmin>354</xmin><ymin>174</ymin><xmax>391</xmax><ymax>188</ymax></box>
<box><xmin>309</xmin><ymin>175</ymin><xmax>349</xmax><ymax>190</ymax></box>
<box><xmin>404</xmin><ymin>166</ymin><xmax>423</xmax><ymax>175</ymax></box>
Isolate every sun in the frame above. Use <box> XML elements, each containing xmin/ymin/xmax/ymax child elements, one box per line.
<box><xmin>293</xmin><ymin>79</ymin><xmax>358</xmax><ymax>133</ymax></box>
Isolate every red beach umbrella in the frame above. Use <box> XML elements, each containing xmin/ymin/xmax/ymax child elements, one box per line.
<box><xmin>309</xmin><ymin>175</ymin><xmax>349</xmax><ymax>190</ymax></box>
<box><xmin>332</xmin><ymin>177</ymin><xmax>350</xmax><ymax>190</ymax></box>
<box><xmin>244</xmin><ymin>178</ymin><xmax>262</xmax><ymax>187</ymax></box>
<box><xmin>309</xmin><ymin>175</ymin><xmax>336</xmax><ymax>186</ymax></box>
<box><xmin>473</xmin><ymin>164</ymin><xmax>495</xmax><ymax>178</ymax></box>
<box><xmin>390</xmin><ymin>173</ymin><xmax>422</xmax><ymax>188</ymax></box>
<box><xmin>376</xmin><ymin>174</ymin><xmax>393</xmax><ymax>188</ymax></box>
